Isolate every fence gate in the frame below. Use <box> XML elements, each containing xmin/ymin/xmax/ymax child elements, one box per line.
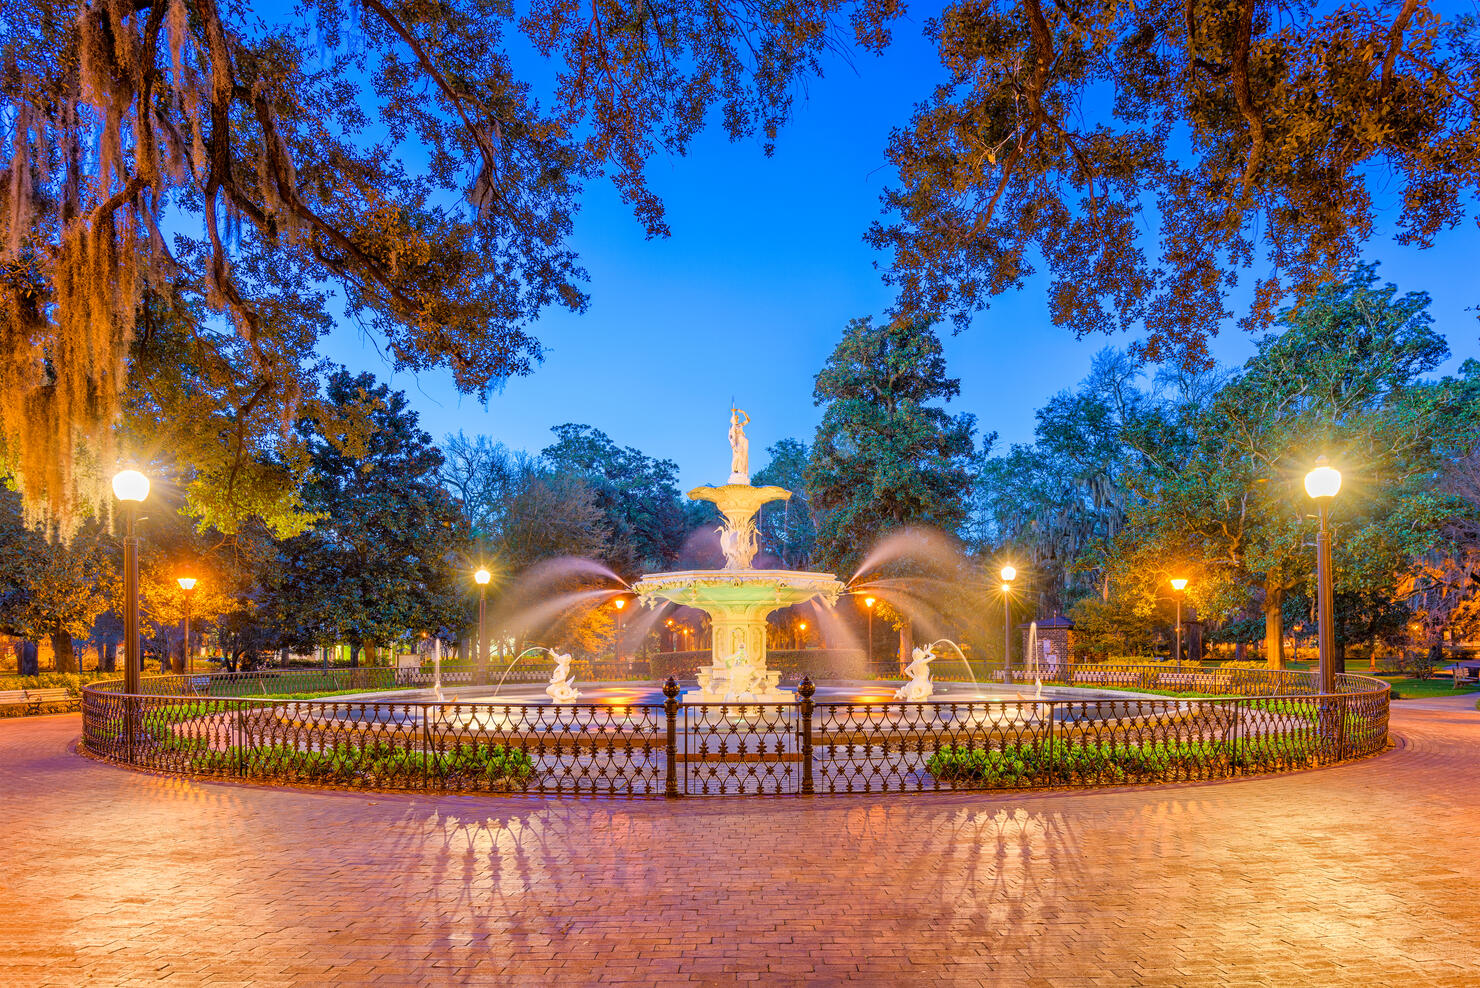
<box><xmin>681</xmin><ymin>703</ymin><xmax>799</xmax><ymax>795</ymax></box>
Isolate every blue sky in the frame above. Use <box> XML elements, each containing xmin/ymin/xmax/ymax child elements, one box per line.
<box><xmin>322</xmin><ymin>16</ymin><xmax>1480</xmax><ymax>492</ymax></box>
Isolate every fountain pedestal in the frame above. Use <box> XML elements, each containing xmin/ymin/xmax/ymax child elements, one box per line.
<box><xmin>632</xmin><ymin>569</ymin><xmax>844</xmax><ymax>703</ymax></box>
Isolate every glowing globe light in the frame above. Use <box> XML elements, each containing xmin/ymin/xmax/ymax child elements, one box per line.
<box><xmin>473</xmin><ymin>567</ymin><xmax>491</xmax><ymax>585</ymax></box>
<box><xmin>1304</xmin><ymin>457</ymin><xmax>1342</xmax><ymax>499</ymax></box>
<box><xmin>1169</xmin><ymin>578</ymin><xmax>1188</xmax><ymax>592</ymax></box>
<box><xmin>1000</xmin><ymin>565</ymin><xmax>1017</xmax><ymax>582</ymax></box>
<box><xmin>177</xmin><ymin>577</ymin><xmax>197</xmax><ymax>591</ymax></box>
<box><xmin>111</xmin><ymin>469</ymin><xmax>150</xmax><ymax>502</ymax></box>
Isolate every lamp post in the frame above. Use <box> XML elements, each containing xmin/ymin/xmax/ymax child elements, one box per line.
<box><xmin>1305</xmin><ymin>456</ymin><xmax>1342</xmax><ymax>693</ymax></box>
<box><xmin>177</xmin><ymin>577</ymin><xmax>197</xmax><ymax>675</ymax></box>
<box><xmin>113</xmin><ymin>469</ymin><xmax>149</xmax><ymax>764</ymax></box>
<box><xmin>863</xmin><ymin>596</ymin><xmax>876</xmax><ymax>671</ymax></box>
<box><xmin>797</xmin><ymin>621</ymin><xmax>807</xmax><ymax>650</ymax></box>
<box><xmin>613</xmin><ymin>597</ymin><xmax>626</xmax><ymax>669</ymax></box>
<box><xmin>1169</xmin><ymin>578</ymin><xmax>1188</xmax><ymax>672</ymax></box>
<box><xmin>474</xmin><ymin>567</ymin><xmax>491</xmax><ymax>685</ymax></box>
<box><xmin>112</xmin><ymin>470</ymin><xmax>149</xmax><ymax>693</ymax></box>
<box><xmin>1001</xmin><ymin>565</ymin><xmax>1017</xmax><ymax>676</ymax></box>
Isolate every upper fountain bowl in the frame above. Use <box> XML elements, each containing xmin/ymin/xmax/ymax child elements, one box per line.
<box><xmin>632</xmin><ymin>569</ymin><xmax>844</xmax><ymax>611</ymax></box>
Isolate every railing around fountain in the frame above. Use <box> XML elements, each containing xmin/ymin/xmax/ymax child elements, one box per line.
<box><xmin>80</xmin><ymin>665</ymin><xmax>1390</xmax><ymax>797</ymax></box>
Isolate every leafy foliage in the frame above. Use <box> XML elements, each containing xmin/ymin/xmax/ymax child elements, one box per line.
<box><xmin>806</xmin><ymin>315</ymin><xmax>985</xmax><ymax>576</ymax></box>
<box><xmin>266</xmin><ymin>369</ymin><xmax>468</xmax><ymax>659</ymax></box>
<box><xmin>868</xmin><ymin>0</ymin><xmax>1480</xmax><ymax>367</ymax></box>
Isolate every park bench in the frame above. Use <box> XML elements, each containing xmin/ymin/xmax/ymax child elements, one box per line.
<box><xmin>0</xmin><ymin>688</ymin><xmax>74</xmax><ymax>713</ymax></box>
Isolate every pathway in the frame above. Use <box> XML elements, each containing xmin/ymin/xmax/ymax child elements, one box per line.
<box><xmin>1</xmin><ymin>705</ymin><xmax>1477</xmax><ymax>985</ymax></box>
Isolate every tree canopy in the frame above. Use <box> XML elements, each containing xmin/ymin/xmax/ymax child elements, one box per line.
<box><xmin>806</xmin><ymin>315</ymin><xmax>985</xmax><ymax>576</ymax></box>
<box><xmin>0</xmin><ymin>0</ymin><xmax>876</xmax><ymax>532</ymax></box>
<box><xmin>868</xmin><ymin>0</ymin><xmax>1480</xmax><ymax>367</ymax></box>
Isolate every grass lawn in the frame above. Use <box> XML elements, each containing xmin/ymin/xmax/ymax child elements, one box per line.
<box><xmin>1381</xmin><ymin>676</ymin><xmax>1480</xmax><ymax>700</ymax></box>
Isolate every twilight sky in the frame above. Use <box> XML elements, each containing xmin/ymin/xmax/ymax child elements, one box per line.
<box><xmin>321</xmin><ymin>17</ymin><xmax>1480</xmax><ymax>492</ymax></box>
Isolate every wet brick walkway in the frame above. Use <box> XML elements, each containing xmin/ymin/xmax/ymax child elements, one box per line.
<box><xmin>1</xmin><ymin>704</ymin><xmax>1477</xmax><ymax>985</ymax></box>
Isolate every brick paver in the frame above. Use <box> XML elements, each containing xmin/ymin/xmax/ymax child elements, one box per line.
<box><xmin>1</xmin><ymin>706</ymin><xmax>1477</xmax><ymax>985</ymax></box>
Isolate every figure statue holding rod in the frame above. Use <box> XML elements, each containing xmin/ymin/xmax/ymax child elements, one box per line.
<box><xmin>728</xmin><ymin>407</ymin><xmax>750</xmax><ymax>484</ymax></box>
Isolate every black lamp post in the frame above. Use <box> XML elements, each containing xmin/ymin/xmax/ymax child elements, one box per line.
<box><xmin>113</xmin><ymin>469</ymin><xmax>149</xmax><ymax>763</ymax></box>
<box><xmin>1170</xmin><ymin>578</ymin><xmax>1187</xmax><ymax>672</ymax></box>
<box><xmin>177</xmin><ymin>576</ymin><xmax>197</xmax><ymax>675</ymax></box>
<box><xmin>474</xmin><ymin>567</ymin><xmax>491</xmax><ymax>685</ymax></box>
<box><xmin>1305</xmin><ymin>456</ymin><xmax>1342</xmax><ymax>693</ymax></box>
<box><xmin>1001</xmin><ymin>566</ymin><xmax>1016</xmax><ymax>676</ymax></box>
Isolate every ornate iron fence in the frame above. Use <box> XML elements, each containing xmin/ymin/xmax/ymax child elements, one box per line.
<box><xmin>81</xmin><ymin>666</ymin><xmax>1389</xmax><ymax>798</ymax></box>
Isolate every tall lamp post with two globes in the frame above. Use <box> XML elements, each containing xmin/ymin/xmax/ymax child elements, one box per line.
<box><xmin>1305</xmin><ymin>456</ymin><xmax>1342</xmax><ymax>693</ymax></box>
<box><xmin>863</xmin><ymin>596</ymin><xmax>876</xmax><ymax>670</ymax></box>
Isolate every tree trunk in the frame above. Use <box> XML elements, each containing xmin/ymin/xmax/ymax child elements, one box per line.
<box><xmin>50</xmin><ymin>632</ymin><xmax>77</xmax><ymax>673</ymax></box>
<box><xmin>172</xmin><ymin>637</ymin><xmax>186</xmax><ymax>674</ymax></box>
<box><xmin>101</xmin><ymin>641</ymin><xmax>117</xmax><ymax>673</ymax></box>
<box><xmin>1263</xmin><ymin>586</ymin><xmax>1284</xmax><ymax>669</ymax></box>
<box><xmin>349</xmin><ymin>642</ymin><xmax>361</xmax><ymax>668</ymax></box>
<box><xmin>1234</xmin><ymin>642</ymin><xmax>1247</xmax><ymax>663</ymax></box>
<box><xmin>19</xmin><ymin>641</ymin><xmax>39</xmax><ymax>676</ymax></box>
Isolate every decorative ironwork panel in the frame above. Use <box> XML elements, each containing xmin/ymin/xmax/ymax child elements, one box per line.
<box><xmin>682</xmin><ymin>703</ymin><xmax>798</xmax><ymax>795</ymax></box>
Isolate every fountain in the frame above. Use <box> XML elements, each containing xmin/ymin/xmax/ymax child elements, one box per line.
<box><xmin>632</xmin><ymin>407</ymin><xmax>844</xmax><ymax>703</ymax></box>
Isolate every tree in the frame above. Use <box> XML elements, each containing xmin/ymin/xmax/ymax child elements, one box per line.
<box><xmin>0</xmin><ymin>490</ymin><xmax>114</xmax><ymax>671</ymax></box>
<box><xmin>973</xmin><ymin>349</ymin><xmax>1156</xmax><ymax>613</ymax></box>
<box><xmin>807</xmin><ymin>316</ymin><xmax>984</xmax><ymax>575</ymax></box>
<box><xmin>867</xmin><ymin>0</ymin><xmax>1480</xmax><ymax>368</ymax></box>
<box><xmin>1107</xmin><ymin>265</ymin><xmax>1474</xmax><ymax>667</ymax></box>
<box><xmin>542</xmin><ymin>424</ymin><xmax>686</xmax><ymax>576</ymax></box>
<box><xmin>806</xmin><ymin>316</ymin><xmax>984</xmax><ymax>661</ymax></box>
<box><xmin>269</xmin><ymin>369</ymin><xmax>468</xmax><ymax>665</ymax></box>
<box><xmin>1</xmin><ymin>0</ymin><xmax>883</xmax><ymax>531</ymax></box>
<box><xmin>752</xmin><ymin>439</ymin><xmax>817</xmax><ymax>569</ymax></box>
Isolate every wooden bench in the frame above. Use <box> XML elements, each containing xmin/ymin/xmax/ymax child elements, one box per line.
<box><xmin>0</xmin><ymin>688</ymin><xmax>74</xmax><ymax>713</ymax></box>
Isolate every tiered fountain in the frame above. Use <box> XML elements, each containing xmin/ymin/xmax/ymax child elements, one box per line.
<box><xmin>632</xmin><ymin>408</ymin><xmax>844</xmax><ymax>703</ymax></box>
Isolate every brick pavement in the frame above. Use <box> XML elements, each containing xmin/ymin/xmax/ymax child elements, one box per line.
<box><xmin>0</xmin><ymin>706</ymin><xmax>1477</xmax><ymax>985</ymax></box>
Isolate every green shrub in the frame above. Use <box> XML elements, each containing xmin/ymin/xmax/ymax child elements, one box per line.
<box><xmin>927</xmin><ymin>734</ymin><xmax>1323</xmax><ymax>786</ymax></box>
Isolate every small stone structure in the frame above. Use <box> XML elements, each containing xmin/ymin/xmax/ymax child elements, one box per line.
<box><xmin>1021</xmin><ymin>614</ymin><xmax>1076</xmax><ymax>669</ymax></box>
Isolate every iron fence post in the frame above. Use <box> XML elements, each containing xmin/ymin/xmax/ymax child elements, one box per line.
<box><xmin>125</xmin><ymin>694</ymin><xmax>137</xmax><ymax>765</ymax></box>
<box><xmin>798</xmin><ymin>676</ymin><xmax>815</xmax><ymax>795</ymax></box>
<box><xmin>1046</xmin><ymin>702</ymin><xmax>1056</xmax><ymax>788</ymax></box>
<box><xmin>236</xmin><ymin>702</ymin><xmax>246</xmax><ymax>778</ymax></box>
<box><xmin>423</xmin><ymin>703</ymin><xmax>432</xmax><ymax>790</ymax></box>
<box><xmin>1336</xmin><ymin>694</ymin><xmax>1348</xmax><ymax>762</ymax></box>
<box><xmin>1231</xmin><ymin>698</ymin><xmax>1241</xmax><ymax>777</ymax></box>
<box><xmin>663</xmin><ymin>677</ymin><xmax>680</xmax><ymax>798</ymax></box>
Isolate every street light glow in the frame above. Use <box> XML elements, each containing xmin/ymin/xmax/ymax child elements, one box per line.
<box><xmin>111</xmin><ymin>469</ymin><xmax>150</xmax><ymax>502</ymax></box>
<box><xmin>614</xmin><ymin>598</ymin><xmax>625</xmax><ymax>609</ymax></box>
<box><xmin>474</xmin><ymin>567</ymin><xmax>491</xmax><ymax>585</ymax></box>
<box><xmin>863</xmin><ymin>596</ymin><xmax>876</xmax><ymax>608</ymax></box>
<box><xmin>1169</xmin><ymin>578</ymin><xmax>1187</xmax><ymax>592</ymax></box>
<box><xmin>1304</xmin><ymin>456</ymin><xmax>1342</xmax><ymax>499</ymax></box>
<box><xmin>1000</xmin><ymin>565</ymin><xmax>1016</xmax><ymax>582</ymax></box>
<box><xmin>177</xmin><ymin>576</ymin><xmax>197</xmax><ymax>591</ymax></box>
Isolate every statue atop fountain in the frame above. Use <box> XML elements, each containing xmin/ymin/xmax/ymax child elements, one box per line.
<box><xmin>633</xmin><ymin>407</ymin><xmax>844</xmax><ymax>704</ymax></box>
<box><xmin>893</xmin><ymin>645</ymin><xmax>937</xmax><ymax>701</ymax></box>
<box><xmin>545</xmin><ymin>650</ymin><xmax>581</xmax><ymax>703</ymax></box>
<box><xmin>728</xmin><ymin>407</ymin><xmax>750</xmax><ymax>484</ymax></box>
